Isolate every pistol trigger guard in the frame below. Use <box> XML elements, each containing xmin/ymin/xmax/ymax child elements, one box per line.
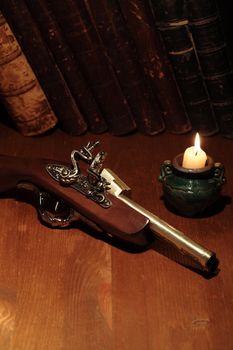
<box><xmin>38</xmin><ymin>191</ymin><xmax>76</xmax><ymax>228</ymax></box>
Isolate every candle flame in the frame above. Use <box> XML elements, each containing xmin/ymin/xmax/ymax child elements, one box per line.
<box><xmin>194</xmin><ymin>133</ymin><xmax>201</xmax><ymax>154</ymax></box>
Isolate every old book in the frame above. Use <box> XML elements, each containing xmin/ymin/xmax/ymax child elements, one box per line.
<box><xmin>24</xmin><ymin>0</ymin><xmax>107</xmax><ymax>134</ymax></box>
<box><xmin>0</xmin><ymin>12</ymin><xmax>57</xmax><ymax>136</ymax></box>
<box><xmin>1</xmin><ymin>0</ymin><xmax>87</xmax><ymax>135</ymax></box>
<box><xmin>86</xmin><ymin>0</ymin><xmax>165</xmax><ymax>135</ymax></box>
<box><xmin>118</xmin><ymin>0</ymin><xmax>191</xmax><ymax>134</ymax></box>
<box><xmin>151</xmin><ymin>0</ymin><xmax>219</xmax><ymax>136</ymax></box>
<box><xmin>47</xmin><ymin>0</ymin><xmax>136</xmax><ymax>135</ymax></box>
<box><xmin>187</xmin><ymin>0</ymin><xmax>233</xmax><ymax>138</ymax></box>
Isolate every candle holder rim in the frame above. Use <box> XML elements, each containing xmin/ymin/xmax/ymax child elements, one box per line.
<box><xmin>172</xmin><ymin>153</ymin><xmax>214</xmax><ymax>174</ymax></box>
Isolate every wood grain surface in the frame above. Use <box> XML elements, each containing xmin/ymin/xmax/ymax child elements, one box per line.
<box><xmin>0</xmin><ymin>122</ymin><xmax>232</xmax><ymax>349</ymax></box>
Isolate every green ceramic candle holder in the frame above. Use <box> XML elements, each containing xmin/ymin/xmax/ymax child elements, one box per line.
<box><xmin>159</xmin><ymin>154</ymin><xmax>226</xmax><ymax>217</ymax></box>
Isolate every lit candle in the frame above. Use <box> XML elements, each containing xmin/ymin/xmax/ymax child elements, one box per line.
<box><xmin>182</xmin><ymin>133</ymin><xmax>207</xmax><ymax>169</ymax></box>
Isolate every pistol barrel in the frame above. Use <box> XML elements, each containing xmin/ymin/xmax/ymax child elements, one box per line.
<box><xmin>102</xmin><ymin>168</ymin><xmax>219</xmax><ymax>273</ymax></box>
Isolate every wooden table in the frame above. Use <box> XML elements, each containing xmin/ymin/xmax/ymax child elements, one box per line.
<box><xmin>0</xmin><ymin>122</ymin><xmax>232</xmax><ymax>350</ymax></box>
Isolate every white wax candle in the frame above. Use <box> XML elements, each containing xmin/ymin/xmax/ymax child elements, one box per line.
<box><xmin>182</xmin><ymin>133</ymin><xmax>207</xmax><ymax>169</ymax></box>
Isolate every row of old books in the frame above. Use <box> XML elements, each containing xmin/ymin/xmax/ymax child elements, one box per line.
<box><xmin>0</xmin><ymin>0</ymin><xmax>233</xmax><ymax>137</ymax></box>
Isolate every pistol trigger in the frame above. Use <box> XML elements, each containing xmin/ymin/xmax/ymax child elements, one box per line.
<box><xmin>38</xmin><ymin>191</ymin><xmax>79</xmax><ymax>228</ymax></box>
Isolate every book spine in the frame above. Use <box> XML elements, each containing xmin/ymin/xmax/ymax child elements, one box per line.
<box><xmin>1</xmin><ymin>0</ymin><xmax>88</xmax><ymax>135</ymax></box>
<box><xmin>0</xmin><ymin>12</ymin><xmax>57</xmax><ymax>136</ymax></box>
<box><xmin>86</xmin><ymin>0</ymin><xmax>165</xmax><ymax>135</ymax></box>
<box><xmin>187</xmin><ymin>0</ymin><xmax>233</xmax><ymax>138</ymax></box>
<box><xmin>118</xmin><ymin>0</ymin><xmax>191</xmax><ymax>134</ymax></box>
<box><xmin>24</xmin><ymin>0</ymin><xmax>107</xmax><ymax>134</ymax></box>
<box><xmin>47</xmin><ymin>0</ymin><xmax>136</xmax><ymax>135</ymax></box>
<box><xmin>151</xmin><ymin>0</ymin><xmax>218</xmax><ymax>136</ymax></box>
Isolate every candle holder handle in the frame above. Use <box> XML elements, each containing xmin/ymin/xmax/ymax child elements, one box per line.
<box><xmin>213</xmin><ymin>163</ymin><xmax>226</xmax><ymax>186</ymax></box>
<box><xmin>159</xmin><ymin>160</ymin><xmax>173</xmax><ymax>181</ymax></box>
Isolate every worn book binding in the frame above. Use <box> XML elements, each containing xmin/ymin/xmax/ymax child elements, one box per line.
<box><xmin>25</xmin><ymin>0</ymin><xmax>107</xmax><ymax>134</ymax></box>
<box><xmin>47</xmin><ymin>0</ymin><xmax>136</xmax><ymax>135</ymax></box>
<box><xmin>151</xmin><ymin>0</ymin><xmax>219</xmax><ymax>136</ymax></box>
<box><xmin>118</xmin><ymin>0</ymin><xmax>191</xmax><ymax>134</ymax></box>
<box><xmin>86</xmin><ymin>0</ymin><xmax>165</xmax><ymax>135</ymax></box>
<box><xmin>187</xmin><ymin>0</ymin><xmax>233</xmax><ymax>138</ymax></box>
<box><xmin>1</xmin><ymin>0</ymin><xmax>88</xmax><ymax>135</ymax></box>
<box><xmin>0</xmin><ymin>13</ymin><xmax>57</xmax><ymax>136</ymax></box>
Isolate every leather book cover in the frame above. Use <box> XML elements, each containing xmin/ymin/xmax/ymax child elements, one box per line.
<box><xmin>151</xmin><ymin>0</ymin><xmax>218</xmax><ymax>135</ymax></box>
<box><xmin>86</xmin><ymin>0</ymin><xmax>165</xmax><ymax>135</ymax></box>
<box><xmin>25</xmin><ymin>0</ymin><xmax>107</xmax><ymax>134</ymax></box>
<box><xmin>0</xmin><ymin>12</ymin><xmax>57</xmax><ymax>136</ymax></box>
<box><xmin>118</xmin><ymin>0</ymin><xmax>191</xmax><ymax>134</ymax></box>
<box><xmin>188</xmin><ymin>0</ymin><xmax>233</xmax><ymax>138</ymax></box>
<box><xmin>47</xmin><ymin>0</ymin><xmax>136</xmax><ymax>135</ymax></box>
<box><xmin>1</xmin><ymin>0</ymin><xmax>88</xmax><ymax>135</ymax></box>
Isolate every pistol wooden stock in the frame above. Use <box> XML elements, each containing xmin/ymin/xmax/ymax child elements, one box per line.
<box><xmin>0</xmin><ymin>154</ymin><xmax>151</xmax><ymax>246</ymax></box>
